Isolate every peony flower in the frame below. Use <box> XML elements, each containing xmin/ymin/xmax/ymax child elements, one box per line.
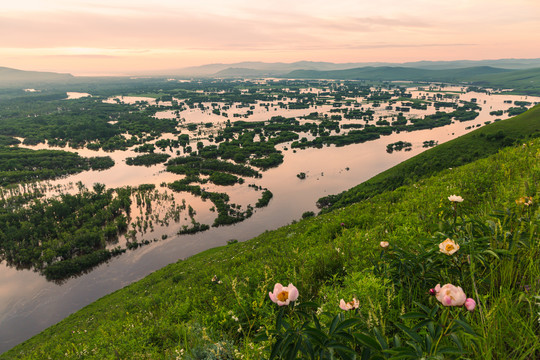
<box><xmin>435</xmin><ymin>283</ymin><xmax>467</xmax><ymax>306</ymax></box>
<box><xmin>339</xmin><ymin>298</ymin><xmax>359</xmax><ymax>311</ymax></box>
<box><xmin>380</xmin><ymin>241</ymin><xmax>389</xmax><ymax>248</ymax></box>
<box><xmin>439</xmin><ymin>238</ymin><xmax>460</xmax><ymax>255</ymax></box>
<box><xmin>464</xmin><ymin>298</ymin><xmax>476</xmax><ymax>312</ymax></box>
<box><xmin>269</xmin><ymin>283</ymin><xmax>299</xmax><ymax>306</ymax></box>
<box><xmin>448</xmin><ymin>195</ymin><xmax>464</xmax><ymax>203</ymax></box>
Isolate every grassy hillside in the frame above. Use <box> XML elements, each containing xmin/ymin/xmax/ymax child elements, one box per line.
<box><xmin>317</xmin><ymin>104</ymin><xmax>540</xmax><ymax>213</ymax></box>
<box><xmin>285</xmin><ymin>66</ymin><xmax>511</xmax><ymax>82</ymax></box>
<box><xmin>470</xmin><ymin>67</ymin><xmax>540</xmax><ymax>95</ymax></box>
<box><xmin>3</xmin><ymin>121</ymin><xmax>539</xmax><ymax>357</ymax></box>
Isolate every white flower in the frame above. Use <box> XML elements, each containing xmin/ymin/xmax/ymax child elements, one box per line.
<box><xmin>380</xmin><ymin>241</ymin><xmax>389</xmax><ymax>248</ymax></box>
<box><xmin>448</xmin><ymin>195</ymin><xmax>463</xmax><ymax>203</ymax></box>
<box><xmin>439</xmin><ymin>238</ymin><xmax>460</xmax><ymax>255</ymax></box>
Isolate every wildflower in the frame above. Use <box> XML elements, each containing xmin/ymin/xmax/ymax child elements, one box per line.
<box><xmin>465</xmin><ymin>298</ymin><xmax>476</xmax><ymax>312</ymax></box>
<box><xmin>339</xmin><ymin>298</ymin><xmax>359</xmax><ymax>311</ymax></box>
<box><xmin>380</xmin><ymin>241</ymin><xmax>389</xmax><ymax>248</ymax></box>
<box><xmin>340</xmin><ymin>222</ymin><xmax>345</xmax><ymax>227</ymax></box>
<box><xmin>448</xmin><ymin>194</ymin><xmax>463</xmax><ymax>203</ymax></box>
<box><xmin>434</xmin><ymin>283</ymin><xmax>467</xmax><ymax>306</ymax></box>
<box><xmin>269</xmin><ymin>283</ymin><xmax>299</xmax><ymax>306</ymax></box>
<box><xmin>439</xmin><ymin>238</ymin><xmax>460</xmax><ymax>255</ymax></box>
<box><xmin>516</xmin><ymin>196</ymin><xmax>533</xmax><ymax>206</ymax></box>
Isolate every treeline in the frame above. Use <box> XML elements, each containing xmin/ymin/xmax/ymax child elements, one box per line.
<box><xmin>0</xmin><ymin>96</ymin><xmax>177</xmax><ymax>151</ymax></box>
<box><xmin>166</xmin><ymin>156</ymin><xmax>260</xmax><ymax>178</ymax></box>
<box><xmin>126</xmin><ymin>153</ymin><xmax>170</xmax><ymax>166</ymax></box>
<box><xmin>168</xmin><ymin>178</ymin><xmax>253</xmax><ymax>227</ymax></box>
<box><xmin>0</xmin><ymin>185</ymin><xmax>131</xmax><ymax>280</ymax></box>
<box><xmin>386</xmin><ymin>141</ymin><xmax>412</xmax><ymax>153</ymax></box>
<box><xmin>0</xmin><ymin>146</ymin><xmax>114</xmax><ymax>186</ymax></box>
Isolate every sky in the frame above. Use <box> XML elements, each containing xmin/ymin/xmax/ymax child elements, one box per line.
<box><xmin>1</xmin><ymin>0</ymin><xmax>540</xmax><ymax>75</ymax></box>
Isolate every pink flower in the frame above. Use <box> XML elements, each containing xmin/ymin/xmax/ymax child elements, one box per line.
<box><xmin>269</xmin><ymin>283</ymin><xmax>299</xmax><ymax>306</ymax></box>
<box><xmin>465</xmin><ymin>298</ymin><xmax>476</xmax><ymax>312</ymax></box>
<box><xmin>434</xmin><ymin>283</ymin><xmax>467</xmax><ymax>306</ymax></box>
<box><xmin>339</xmin><ymin>298</ymin><xmax>359</xmax><ymax>311</ymax></box>
<box><xmin>380</xmin><ymin>241</ymin><xmax>389</xmax><ymax>248</ymax></box>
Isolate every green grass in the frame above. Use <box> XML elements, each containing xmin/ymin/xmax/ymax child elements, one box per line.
<box><xmin>3</xmin><ymin>123</ymin><xmax>539</xmax><ymax>358</ymax></box>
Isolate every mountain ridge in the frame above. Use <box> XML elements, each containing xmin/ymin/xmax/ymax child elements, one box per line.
<box><xmin>0</xmin><ymin>67</ymin><xmax>74</xmax><ymax>86</ymax></box>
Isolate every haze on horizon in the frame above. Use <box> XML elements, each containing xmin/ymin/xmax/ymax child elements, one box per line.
<box><xmin>2</xmin><ymin>0</ymin><xmax>540</xmax><ymax>76</ymax></box>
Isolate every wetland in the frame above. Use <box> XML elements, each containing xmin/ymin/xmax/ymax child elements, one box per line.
<box><xmin>0</xmin><ymin>78</ymin><xmax>538</xmax><ymax>352</ymax></box>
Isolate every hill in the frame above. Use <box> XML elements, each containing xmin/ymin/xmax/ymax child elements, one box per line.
<box><xmin>143</xmin><ymin>58</ymin><xmax>540</xmax><ymax>77</ymax></box>
<box><xmin>0</xmin><ymin>67</ymin><xmax>74</xmax><ymax>87</ymax></box>
<box><xmin>2</xmin><ymin>109</ymin><xmax>539</xmax><ymax>359</ymax></box>
<box><xmin>317</xmin><ymin>104</ymin><xmax>540</xmax><ymax>213</ymax></box>
<box><xmin>284</xmin><ymin>66</ymin><xmax>511</xmax><ymax>81</ymax></box>
<box><xmin>470</xmin><ymin>67</ymin><xmax>540</xmax><ymax>95</ymax></box>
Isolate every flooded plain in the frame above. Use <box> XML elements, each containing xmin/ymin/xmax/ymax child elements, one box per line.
<box><xmin>0</xmin><ymin>85</ymin><xmax>538</xmax><ymax>352</ymax></box>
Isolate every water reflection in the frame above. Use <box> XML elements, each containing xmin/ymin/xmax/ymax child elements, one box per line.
<box><xmin>1</xmin><ymin>85</ymin><xmax>539</xmax><ymax>353</ymax></box>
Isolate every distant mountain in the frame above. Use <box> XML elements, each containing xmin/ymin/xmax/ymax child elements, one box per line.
<box><xmin>145</xmin><ymin>61</ymin><xmax>368</xmax><ymax>77</ymax></box>
<box><xmin>0</xmin><ymin>67</ymin><xmax>74</xmax><ymax>86</ymax></box>
<box><xmin>148</xmin><ymin>58</ymin><xmax>540</xmax><ymax>77</ymax></box>
<box><xmin>400</xmin><ymin>58</ymin><xmax>540</xmax><ymax>70</ymax></box>
<box><xmin>283</xmin><ymin>66</ymin><xmax>512</xmax><ymax>82</ymax></box>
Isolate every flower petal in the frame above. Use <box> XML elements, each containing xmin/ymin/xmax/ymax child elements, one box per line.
<box><xmin>287</xmin><ymin>284</ymin><xmax>299</xmax><ymax>301</ymax></box>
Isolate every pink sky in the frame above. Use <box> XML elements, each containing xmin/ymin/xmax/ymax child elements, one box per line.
<box><xmin>1</xmin><ymin>0</ymin><xmax>540</xmax><ymax>75</ymax></box>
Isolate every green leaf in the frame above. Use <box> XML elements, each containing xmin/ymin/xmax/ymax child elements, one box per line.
<box><xmin>303</xmin><ymin>328</ymin><xmax>327</xmax><ymax>346</ymax></box>
<box><xmin>412</xmin><ymin>319</ymin><xmax>432</xmax><ymax>332</ymax></box>
<box><xmin>453</xmin><ymin>319</ymin><xmax>478</xmax><ymax>337</ymax></box>
<box><xmin>328</xmin><ymin>313</ymin><xmax>342</xmax><ymax>335</ymax></box>
<box><xmin>373</xmin><ymin>327</ymin><xmax>389</xmax><ymax>349</ymax></box>
<box><xmin>400</xmin><ymin>312</ymin><xmax>426</xmax><ymax>320</ymax></box>
<box><xmin>449</xmin><ymin>333</ymin><xmax>463</xmax><ymax>351</ymax></box>
<box><xmin>414</xmin><ymin>302</ymin><xmax>432</xmax><ymax>315</ymax></box>
<box><xmin>355</xmin><ymin>333</ymin><xmax>382</xmax><ymax>351</ymax></box>
<box><xmin>334</xmin><ymin>318</ymin><xmax>361</xmax><ymax>334</ymax></box>
<box><xmin>483</xmin><ymin>249</ymin><xmax>500</xmax><ymax>259</ymax></box>
<box><xmin>296</xmin><ymin>301</ymin><xmax>319</xmax><ymax>310</ymax></box>
<box><xmin>437</xmin><ymin>346</ymin><xmax>464</xmax><ymax>354</ymax></box>
<box><xmin>396</xmin><ymin>324</ymin><xmax>423</xmax><ymax>344</ymax></box>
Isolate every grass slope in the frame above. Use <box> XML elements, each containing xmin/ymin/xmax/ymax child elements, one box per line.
<box><xmin>3</xmin><ymin>125</ymin><xmax>539</xmax><ymax>357</ymax></box>
<box><xmin>317</xmin><ymin>104</ymin><xmax>540</xmax><ymax>213</ymax></box>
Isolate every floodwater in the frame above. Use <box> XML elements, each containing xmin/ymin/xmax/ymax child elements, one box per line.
<box><xmin>65</xmin><ymin>92</ymin><xmax>91</xmax><ymax>99</ymax></box>
<box><xmin>0</xmin><ymin>87</ymin><xmax>538</xmax><ymax>353</ymax></box>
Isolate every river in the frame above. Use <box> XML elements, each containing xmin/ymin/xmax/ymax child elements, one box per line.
<box><xmin>0</xmin><ymin>87</ymin><xmax>538</xmax><ymax>353</ymax></box>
